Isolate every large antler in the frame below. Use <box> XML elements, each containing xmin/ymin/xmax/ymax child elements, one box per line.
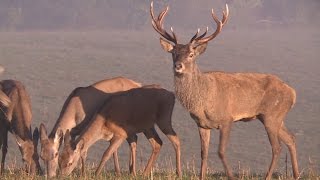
<box><xmin>191</xmin><ymin>4</ymin><xmax>229</xmax><ymax>44</ymax></box>
<box><xmin>150</xmin><ymin>1</ymin><xmax>178</xmax><ymax>44</ymax></box>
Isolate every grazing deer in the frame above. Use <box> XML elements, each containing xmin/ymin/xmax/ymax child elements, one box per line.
<box><xmin>0</xmin><ymin>80</ymin><xmax>42</xmax><ymax>175</ymax></box>
<box><xmin>150</xmin><ymin>2</ymin><xmax>299</xmax><ymax>180</ymax></box>
<box><xmin>58</xmin><ymin>85</ymin><xmax>181</xmax><ymax>177</ymax></box>
<box><xmin>39</xmin><ymin>77</ymin><xmax>141</xmax><ymax>177</ymax></box>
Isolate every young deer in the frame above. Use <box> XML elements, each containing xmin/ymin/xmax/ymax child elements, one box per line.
<box><xmin>58</xmin><ymin>85</ymin><xmax>181</xmax><ymax>177</ymax></box>
<box><xmin>39</xmin><ymin>77</ymin><xmax>141</xmax><ymax>177</ymax></box>
<box><xmin>0</xmin><ymin>80</ymin><xmax>42</xmax><ymax>175</ymax></box>
<box><xmin>150</xmin><ymin>2</ymin><xmax>299</xmax><ymax>180</ymax></box>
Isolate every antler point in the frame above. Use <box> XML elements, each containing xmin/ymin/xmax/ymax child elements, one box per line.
<box><xmin>225</xmin><ymin>4</ymin><xmax>229</xmax><ymax>14</ymax></box>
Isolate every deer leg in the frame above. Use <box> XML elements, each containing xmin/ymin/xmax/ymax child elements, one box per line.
<box><xmin>1</xmin><ymin>130</ymin><xmax>8</xmax><ymax>174</ymax></box>
<box><xmin>164</xmin><ymin>129</ymin><xmax>181</xmax><ymax>178</ymax></box>
<box><xmin>127</xmin><ymin>134</ymin><xmax>138</xmax><ymax>176</ymax></box>
<box><xmin>218</xmin><ymin>122</ymin><xmax>234</xmax><ymax>179</ymax></box>
<box><xmin>198</xmin><ymin>127</ymin><xmax>211</xmax><ymax>180</ymax></box>
<box><xmin>95</xmin><ymin>136</ymin><xmax>124</xmax><ymax>176</ymax></box>
<box><xmin>80</xmin><ymin>151</ymin><xmax>88</xmax><ymax>176</ymax></box>
<box><xmin>279</xmin><ymin>125</ymin><xmax>299</xmax><ymax>179</ymax></box>
<box><xmin>112</xmin><ymin>150</ymin><xmax>121</xmax><ymax>176</ymax></box>
<box><xmin>143</xmin><ymin>128</ymin><xmax>162</xmax><ymax>176</ymax></box>
<box><xmin>264</xmin><ymin>120</ymin><xmax>282</xmax><ymax>180</ymax></box>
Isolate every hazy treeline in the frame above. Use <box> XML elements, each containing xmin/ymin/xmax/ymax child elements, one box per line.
<box><xmin>0</xmin><ymin>0</ymin><xmax>319</xmax><ymax>31</ymax></box>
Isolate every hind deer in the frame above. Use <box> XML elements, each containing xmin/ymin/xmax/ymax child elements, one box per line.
<box><xmin>39</xmin><ymin>76</ymin><xmax>142</xmax><ymax>177</ymax></box>
<box><xmin>58</xmin><ymin>85</ymin><xmax>181</xmax><ymax>178</ymax></box>
<box><xmin>0</xmin><ymin>80</ymin><xmax>42</xmax><ymax>175</ymax></box>
<box><xmin>150</xmin><ymin>2</ymin><xmax>299</xmax><ymax>180</ymax></box>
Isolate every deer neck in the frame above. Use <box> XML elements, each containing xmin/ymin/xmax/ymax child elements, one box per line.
<box><xmin>174</xmin><ymin>66</ymin><xmax>212</xmax><ymax>113</ymax></box>
<box><xmin>75</xmin><ymin>124</ymin><xmax>103</xmax><ymax>153</ymax></box>
<box><xmin>11</xmin><ymin>100</ymin><xmax>33</xmax><ymax>140</ymax></box>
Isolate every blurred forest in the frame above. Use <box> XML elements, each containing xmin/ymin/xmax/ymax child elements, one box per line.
<box><xmin>0</xmin><ymin>0</ymin><xmax>319</xmax><ymax>31</ymax></box>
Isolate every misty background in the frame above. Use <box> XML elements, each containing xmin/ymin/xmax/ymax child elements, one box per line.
<box><xmin>0</xmin><ymin>0</ymin><xmax>319</xmax><ymax>31</ymax></box>
<box><xmin>0</xmin><ymin>0</ymin><xmax>319</xmax><ymax>176</ymax></box>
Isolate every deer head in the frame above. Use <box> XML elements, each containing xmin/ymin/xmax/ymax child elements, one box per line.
<box><xmin>150</xmin><ymin>2</ymin><xmax>229</xmax><ymax>76</ymax></box>
<box><xmin>15</xmin><ymin>128</ymin><xmax>42</xmax><ymax>175</ymax></box>
<box><xmin>58</xmin><ymin>130</ymin><xmax>84</xmax><ymax>176</ymax></box>
<box><xmin>39</xmin><ymin>123</ymin><xmax>63</xmax><ymax>177</ymax></box>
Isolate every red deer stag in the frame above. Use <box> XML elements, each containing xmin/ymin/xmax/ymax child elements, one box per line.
<box><xmin>39</xmin><ymin>77</ymin><xmax>141</xmax><ymax>177</ymax></box>
<box><xmin>0</xmin><ymin>80</ymin><xmax>42</xmax><ymax>175</ymax></box>
<box><xmin>150</xmin><ymin>2</ymin><xmax>299</xmax><ymax>180</ymax></box>
<box><xmin>58</xmin><ymin>85</ymin><xmax>181</xmax><ymax>178</ymax></box>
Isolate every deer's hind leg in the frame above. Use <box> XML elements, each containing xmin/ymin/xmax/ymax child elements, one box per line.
<box><xmin>112</xmin><ymin>150</ymin><xmax>120</xmax><ymax>176</ymax></box>
<box><xmin>279</xmin><ymin>124</ymin><xmax>299</xmax><ymax>179</ymax></box>
<box><xmin>127</xmin><ymin>134</ymin><xmax>138</xmax><ymax>176</ymax></box>
<box><xmin>142</xmin><ymin>127</ymin><xmax>163</xmax><ymax>176</ymax></box>
<box><xmin>95</xmin><ymin>136</ymin><xmax>124</xmax><ymax>176</ymax></box>
<box><xmin>159</xmin><ymin>125</ymin><xmax>181</xmax><ymax>178</ymax></box>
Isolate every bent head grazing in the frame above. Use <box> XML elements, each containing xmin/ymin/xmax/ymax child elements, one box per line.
<box><xmin>59</xmin><ymin>130</ymin><xmax>84</xmax><ymax>176</ymax></box>
<box><xmin>15</xmin><ymin>128</ymin><xmax>42</xmax><ymax>175</ymax></box>
<box><xmin>39</xmin><ymin>123</ymin><xmax>63</xmax><ymax>177</ymax></box>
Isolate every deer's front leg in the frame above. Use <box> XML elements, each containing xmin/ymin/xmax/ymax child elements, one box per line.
<box><xmin>1</xmin><ymin>130</ymin><xmax>8</xmax><ymax>174</ymax></box>
<box><xmin>219</xmin><ymin>122</ymin><xmax>234</xmax><ymax>179</ymax></box>
<box><xmin>80</xmin><ymin>151</ymin><xmax>87</xmax><ymax>175</ymax></box>
<box><xmin>198</xmin><ymin>127</ymin><xmax>211</xmax><ymax>180</ymax></box>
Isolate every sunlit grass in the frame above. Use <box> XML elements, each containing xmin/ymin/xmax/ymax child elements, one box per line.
<box><xmin>1</xmin><ymin>159</ymin><xmax>319</xmax><ymax>180</ymax></box>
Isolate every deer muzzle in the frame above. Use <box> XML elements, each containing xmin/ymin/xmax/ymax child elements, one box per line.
<box><xmin>174</xmin><ymin>62</ymin><xmax>185</xmax><ymax>73</ymax></box>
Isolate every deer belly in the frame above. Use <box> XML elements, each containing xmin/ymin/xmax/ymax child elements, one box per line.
<box><xmin>190</xmin><ymin>113</ymin><xmax>221</xmax><ymax>129</ymax></box>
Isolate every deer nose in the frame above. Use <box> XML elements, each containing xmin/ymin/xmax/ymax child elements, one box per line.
<box><xmin>174</xmin><ymin>62</ymin><xmax>184</xmax><ymax>72</ymax></box>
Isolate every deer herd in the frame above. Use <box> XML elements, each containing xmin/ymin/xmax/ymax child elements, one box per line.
<box><xmin>0</xmin><ymin>2</ymin><xmax>300</xmax><ymax>180</ymax></box>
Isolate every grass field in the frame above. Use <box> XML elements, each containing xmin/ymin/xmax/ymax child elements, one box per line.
<box><xmin>0</xmin><ymin>26</ymin><xmax>319</xmax><ymax>179</ymax></box>
<box><xmin>1</xmin><ymin>162</ymin><xmax>319</xmax><ymax>180</ymax></box>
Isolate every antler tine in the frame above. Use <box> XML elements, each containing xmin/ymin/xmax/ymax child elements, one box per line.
<box><xmin>221</xmin><ymin>4</ymin><xmax>229</xmax><ymax>26</ymax></box>
<box><xmin>195</xmin><ymin>27</ymin><xmax>209</xmax><ymax>41</ymax></box>
<box><xmin>170</xmin><ymin>27</ymin><xmax>178</xmax><ymax>43</ymax></box>
<box><xmin>190</xmin><ymin>27</ymin><xmax>209</xmax><ymax>43</ymax></box>
<box><xmin>195</xmin><ymin>4</ymin><xmax>229</xmax><ymax>44</ymax></box>
<box><xmin>150</xmin><ymin>1</ymin><xmax>177</xmax><ymax>44</ymax></box>
<box><xmin>190</xmin><ymin>28</ymin><xmax>200</xmax><ymax>43</ymax></box>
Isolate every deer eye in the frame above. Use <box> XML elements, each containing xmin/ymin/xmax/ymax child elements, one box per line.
<box><xmin>189</xmin><ymin>53</ymin><xmax>194</xmax><ymax>58</ymax></box>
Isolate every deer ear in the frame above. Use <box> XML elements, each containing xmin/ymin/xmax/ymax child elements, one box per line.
<box><xmin>39</xmin><ymin>123</ymin><xmax>48</xmax><ymax>142</ymax></box>
<box><xmin>54</xmin><ymin>128</ymin><xmax>63</xmax><ymax>144</ymax></box>
<box><xmin>75</xmin><ymin>139</ymin><xmax>84</xmax><ymax>152</ymax></box>
<box><xmin>160</xmin><ymin>37</ymin><xmax>174</xmax><ymax>52</ymax></box>
<box><xmin>64</xmin><ymin>130</ymin><xmax>71</xmax><ymax>146</ymax></box>
<box><xmin>15</xmin><ymin>134</ymin><xmax>25</xmax><ymax>147</ymax></box>
<box><xmin>33</xmin><ymin>127</ymin><xmax>39</xmax><ymax>147</ymax></box>
<box><xmin>194</xmin><ymin>43</ymin><xmax>208</xmax><ymax>55</ymax></box>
